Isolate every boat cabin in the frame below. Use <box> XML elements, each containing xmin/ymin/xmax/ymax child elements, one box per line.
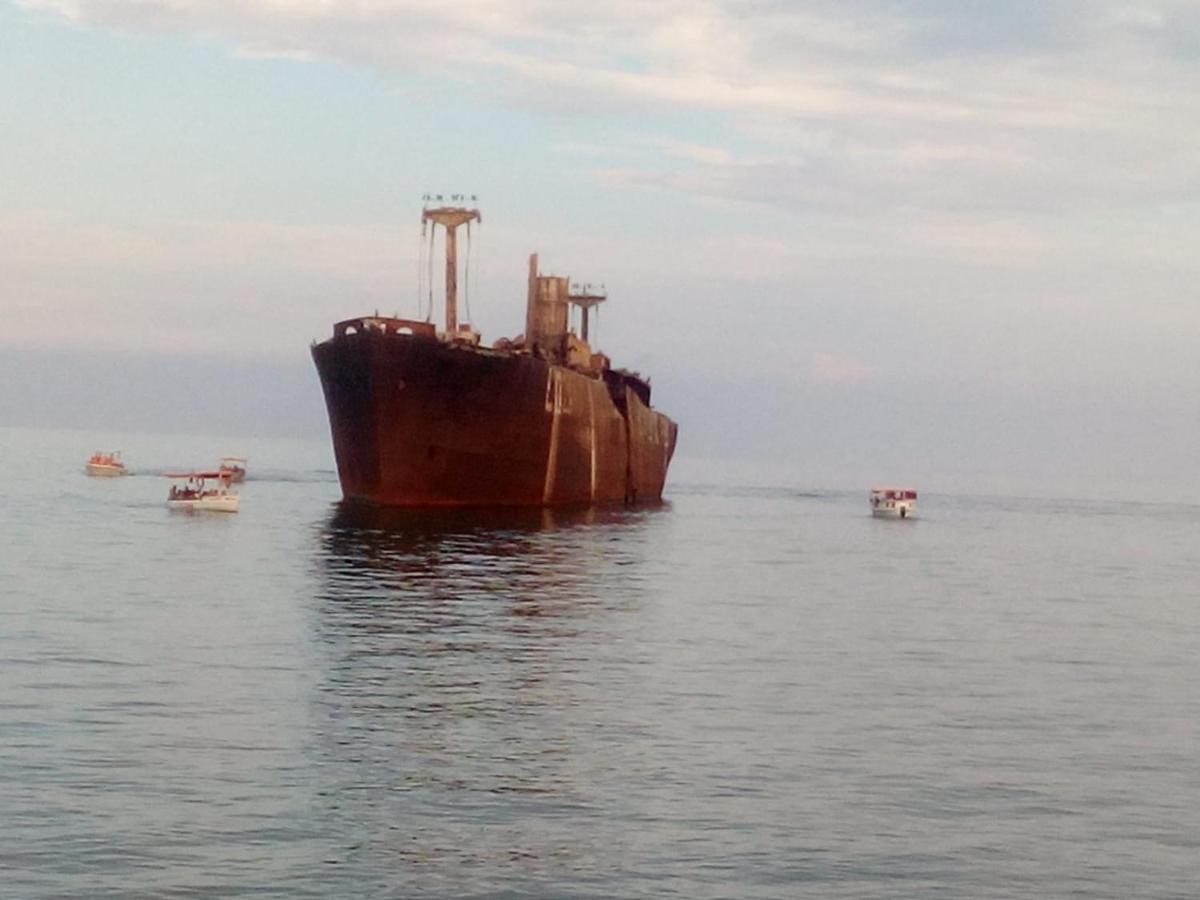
<box><xmin>870</xmin><ymin>487</ymin><xmax>917</xmax><ymax>519</ymax></box>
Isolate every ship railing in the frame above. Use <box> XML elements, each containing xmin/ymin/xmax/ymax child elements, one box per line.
<box><xmin>334</xmin><ymin>317</ymin><xmax>438</xmax><ymax>339</ymax></box>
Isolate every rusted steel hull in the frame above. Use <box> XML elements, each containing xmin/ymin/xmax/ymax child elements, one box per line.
<box><xmin>312</xmin><ymin>331</ymin><xmax>677</xmax><ymax>507</ymax></box>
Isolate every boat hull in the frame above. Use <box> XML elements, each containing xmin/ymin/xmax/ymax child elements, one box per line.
<box><xmin>871</xmin><ymin>505</ymin><xmax>916</xmax><ymax>519</ymax></box>
<box><xmin>167</xmin><ymin>496</ymin><xmax>239</xmax><ymax>512</ymax></box>
<box><xmin>312</xmin><ymin>331</ymin><xmax>677</xmax><ymax>507</ymax></box>
<box><xmin>86</xmin><ymin>463</ymin><xmax>127</xmax><ymax>477</ymax></box>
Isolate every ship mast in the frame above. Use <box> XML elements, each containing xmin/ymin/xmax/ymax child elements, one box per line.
<box><xmin>568</xmin><ymin>285</ymin><xmax>606</xmax><ymax>343</ymax></box>
<box><xmin>422</xmin><ymin>204</ymin><xmax>481</xmax><ymax>335</ymax></box>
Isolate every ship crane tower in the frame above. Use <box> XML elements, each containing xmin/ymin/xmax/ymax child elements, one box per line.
<box><xmin>422</xmin><ymin>204</ymin><xmax>481</xmax><ymax>336</ymax></box>
<box><xmin>568</xmin><ymin>284</ymin><xmax>606</xmax><ymax>343</ymax></box>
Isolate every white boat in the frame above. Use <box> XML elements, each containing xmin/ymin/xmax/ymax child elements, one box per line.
<box><xmin>166</xmin><ymin>470</ymin><xmax>240</xmax><ymax>512</ymax></box>
<box><xmin>86</xmin><ymin>450</ymin><xmax>128</xmax><ymax>477</ymax></box>
<box><xmin>870</xmin><ymin>486</ymin><xmax>917</xmax><ymax>519</ymax></box>
<box><xmin>219</xmin><ymin>456</ymin><xmax>247</xmax><ymax>483</ymax></box>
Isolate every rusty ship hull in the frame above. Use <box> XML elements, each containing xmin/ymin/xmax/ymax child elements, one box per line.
<box><xmin>313</xmin><ymin>323</ymin><xmax>677</xmax><ymax>507</ymax></box>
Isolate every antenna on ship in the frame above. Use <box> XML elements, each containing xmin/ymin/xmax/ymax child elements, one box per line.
<box><xmin>421</xmin><ymin>195</ymin><xmax>481</xmax><ymax>336</ymax></box>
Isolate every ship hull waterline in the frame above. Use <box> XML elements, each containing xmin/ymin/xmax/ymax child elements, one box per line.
<box><xmin>312</xmin><ymin>330</ymin><xmax>677</xmax><ymax>508</ymax></box>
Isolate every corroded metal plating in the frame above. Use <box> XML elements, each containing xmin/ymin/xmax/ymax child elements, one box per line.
<box><xmin>312</xmin><ymin>212</ymin><xmax>677</xmax><ymax>508</ymax></box>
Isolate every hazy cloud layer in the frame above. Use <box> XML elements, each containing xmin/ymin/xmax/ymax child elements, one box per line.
<box><xmin>20</xmin><ymin>0</ymin><xmax>1200</xmax><ymax>220</ymax></box>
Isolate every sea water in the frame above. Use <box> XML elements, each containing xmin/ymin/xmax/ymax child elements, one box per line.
<box><xmin>2</xmin><ymin>426</ymin><xmax>1199</xmax><ymax>898</ymax></box>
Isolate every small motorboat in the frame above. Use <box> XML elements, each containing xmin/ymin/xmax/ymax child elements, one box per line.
<box><xmin>870</xmin><ymin>486</ymin><xmax>917</xmax><ymax>519</ymax></box>
<box><xmin>86</xmin><ymin>451</ymin><xmax>128</xmax><ymax>477</ymax></box>
<box><xmin>219</xmin><ymin>456</ymin><xmax>247</xmax><ymax>483</ymax></box>
<box><xmin>166</xmin><ymin>470</ymin><xmax>240</xmax><ymax>512</ymax></box>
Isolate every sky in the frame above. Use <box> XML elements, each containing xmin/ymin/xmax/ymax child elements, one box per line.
<box><xmin>3</xmin><ymin>0</ymin><xmax>1198</xmax><ymax>499</ymax></box>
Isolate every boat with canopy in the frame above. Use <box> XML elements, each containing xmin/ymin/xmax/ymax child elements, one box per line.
<box><xmin>165</xmin><ymin>470</ymin><xmax>240</xmax><ymax>512</ymax></box>
<box><xmin>870</xmin><ymin>486</ymin><xmax>917</xmax><ymax>519</ymax></box>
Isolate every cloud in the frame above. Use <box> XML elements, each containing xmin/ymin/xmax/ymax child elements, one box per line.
<box><xmin>19</xmin><ymin>2</ymin><xmax>1188</xmax><ymax>118</ymax></box>
<box><xmin>1105</xmin><ymin>4</ymin><xmax>1167</xmax><ymax>30</ymax></box>
<box><xmin>810</xmin><ymin>352</ymin><xmax>879</xmax><ymax>385</ymax></box>
<box><xmin>18</xmin><ymin>0</ymin><xmax>1200</xmax><ymax>223</ymax></box>
<box><xmin>646</xmin><ymin>139</ymin><xmax>732</xmax><ymax>166</ymax></box>
<box><xmin>0</xmin><ymin>209</ymin><xmax>414</xmax><ymax>356</ymax></box>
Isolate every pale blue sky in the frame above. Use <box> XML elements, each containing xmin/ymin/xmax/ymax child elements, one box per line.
<box><xmin>3</xmin><ymin>0</ymin><xmax>1198</xmax><ymax>498</ymax></box>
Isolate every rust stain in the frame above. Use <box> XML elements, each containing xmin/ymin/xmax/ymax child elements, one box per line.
<box><xmin>312</xmin><ymin>206</ymin><xmax>677</xmax><ymax>508</ymax></box>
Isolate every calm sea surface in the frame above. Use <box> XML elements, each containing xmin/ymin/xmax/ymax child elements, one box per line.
<box><xmin>3</xmin><ymin>426</ymin><xmax>1199</xmax><ymax>898</ymax></box>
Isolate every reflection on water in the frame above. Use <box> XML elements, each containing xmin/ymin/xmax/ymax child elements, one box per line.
<box><xmin>304</xmin><ymin>502</ymin><xmax>672</xmax><ymax>894</ymax></box>
<box><xmin>317</xmin><ymin>500</ymin><xmax>667</xmax><ymax>610</ymax></box>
